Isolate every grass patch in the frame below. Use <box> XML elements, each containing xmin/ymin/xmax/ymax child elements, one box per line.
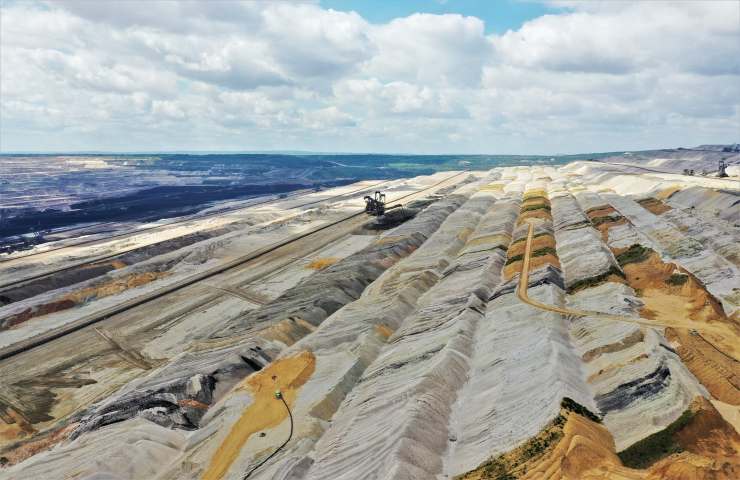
<box><xmin>521</xmin><ymin>203</ymin><xmax>551</xmax><ymax>213</ymax></box>
<box><xmin>505</xmin><ymin>254</ymin><xmax>524</xmax><ymax>265</ymax></box>
<box><xmin>567</xmin><ymin>265</ymin><xmax>626</xmax><ymax>293</ymax></box>
<box><xmin>615</xmin><ymin>244</ymin><xmax>651</xmax><ymax>266</ymax></box>
<box><xmin>665</xmin><ymin>273</ymin><xmax>688</xmax><ymax>286</ymax></box>
<box><xmin>510</xmin><ymin>232</ymin><xmax>550</xmax><ymax>245</ymax></box>
<box><xmin>504</xmin><ymin>247</ymin><xmax>557</xmax><ymax>266</ymax></box>
<box><xmin>532</xmin><ymin>246</ymin><xmax>558</xmax><ymax>258</ymax></box>
<box><xmin>617</xmin><ymin>409</ymin><xmax>694</xmax><ymax>468</ymax></box>
<box><xmin>590</xmin><ymin>215</ymin><xmax>623</xmax><ymax>226</ymax></box>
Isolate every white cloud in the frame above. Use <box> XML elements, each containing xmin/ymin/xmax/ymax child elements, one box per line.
<box><xmin>0</xmin><ymin>0</ymin><xmax>738</xmax><ymax>153</ymax></box>
<box><xmin>334</xmin><ymin>78</ymin><xmax>467</xmax><ymax>119</ymax></box>
<box><xmin>365</xmin><ymin>13</ymin><xmax>490</xmax><ymax>87</ymax></box>
<box><xmin>51</xmin><ymin>0</ymin><xmax>263</xmax><ymax>33</ymax></box>
<box><xmin>152</xmin><ymin>100</ymin><xmax>186</xmax><ymax>120</ymax></box>
<box><xmin>301</xmin><ymin>106</ymin><xmax>356</xmax><ymax>129</ymax></box>
<box><xmin>494</xmin><ymin>1</ymin><xmax>740</xmax><ymax>75</ymax></box>
<box><xmin>262</xmin><ymin>4</ymin><xmax>372</xmax><ymax>79</ymax></box>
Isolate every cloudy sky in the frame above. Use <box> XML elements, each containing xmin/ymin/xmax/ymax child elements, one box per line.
<box><xmin>1</xmin><ymin>0</ymin><xmax>738</xmax><ymax>154</ymax></box>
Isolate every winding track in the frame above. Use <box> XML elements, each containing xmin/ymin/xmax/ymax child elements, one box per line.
<box><xmin>0</xmin><ymin>171</ymin><xmax>470</xmax><ymax>361</ymax></box>
<box><xmin>516</xmin><ymin>222</ymin><xmax>736</xmax><ymax>341</ymax></box>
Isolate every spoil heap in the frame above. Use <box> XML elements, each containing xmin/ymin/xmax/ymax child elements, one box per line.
<box><xmin>1</xmin><ymin>164</ymin><xmax>738</xmax><ymax>480</ymax></box>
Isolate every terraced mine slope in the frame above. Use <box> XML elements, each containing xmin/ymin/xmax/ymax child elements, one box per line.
<box><xmin>0</xmin><ymin>162</ymin><xmax>738</xmax><ymax>480</ymax></box>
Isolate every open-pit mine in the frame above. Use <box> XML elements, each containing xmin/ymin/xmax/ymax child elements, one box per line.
<box><xmin>1</xmin><ymin>155</ymin><xmax>739</xmax><ymax>480</ymax></box>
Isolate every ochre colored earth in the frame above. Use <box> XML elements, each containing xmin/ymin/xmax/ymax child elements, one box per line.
<box><xmin>1</xmin><ymin>271</ymin><xmax>171</xmax><ymax>331</ymax></box>
<box><xmin>459</xmin><ymin>397</ymin><xmax>739</xmax><ymax>480</ymax></box>
<box><xmin>636</xmin><ymin>197</ymin><xmax>672</xmax><ymax>215</ymax></box>
<box><xmin>201</xmin><ymin>351</ymin><xmax>316</xmax><ymax>480</ymax></box>
<box><xmin>594</xmin><ymin>205</ymin><xmax>740</xmax><ymax>405</ymax></box>
<box><xmin>305</xmin><ymin>257</ymin><xmax>340</xmax><ymax>270</ymax></box>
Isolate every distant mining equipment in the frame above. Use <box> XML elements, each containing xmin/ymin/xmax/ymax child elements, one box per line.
<box><xmin>718</xmin><ymin>159</ymin><xmax>728</xmax><ymax>178</ymax></box>
<box><xmin>364</xmin><ymin>191</ymin><xmax>414</xmax><ymax>229</ymax></box>
<box><xmin>364</xmin><ymin>191</ymin><xmax>388</xmax><ymax>216</ymax></box>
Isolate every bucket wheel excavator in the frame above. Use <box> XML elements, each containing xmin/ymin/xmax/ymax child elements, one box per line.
<box><xmin>364</xmin><ymin>191</ymin><xmax>405</xmax><ymax>224</ymax></box>
<box><xmin>364</xmin><ymin>191</ymin><xmax>387</xmax><ymax>216</ymax></box>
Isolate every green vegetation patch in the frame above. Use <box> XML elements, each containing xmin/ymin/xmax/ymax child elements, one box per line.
<box><xmin>618</xmin><ymin>409</ymin><xmax>694</xmax><ymax>468</ymax></box>
<box><xmin>476</xmin><ymin>458</ymin><xmax>517</xmax><ymax>480</ymax></box>
<box><xmin>467</xmin><ymin>420</ymin><xmax>564</xmax><ymax>480</ymax></box>
<box><xmin>520</xmin><ymin>428</ymin><xmax>563</xmax><ymax>464</ymax></box>
<box><xmin>520</xmin><ymin>203</ymin><xmax>551</xmax><ymax>213</ymax></box>
<box><xmin>510</xmin><ymin>232</ymin><xmax>550</xmax><ymax>245</ymax></box>
<box><xmin>504</xmin><ymin>247</ymin><xmax>557</xmax><ymax>266</ymax></box>
<box><xmin>505</xmin><ymin>254</ymin><xmax>524</xmax><ymax>265</ymax></box>
<box><xmin>615</xmin><ymin>244</ymin><xmax>651</xmax><ymax>266</ymax></box>
<box><xmin>665</xmin><ymin>273</ymin><xmax>689</xmax><ymax>286</ymax></box>
<box><xmin>560</xmin><ymin>397</ymin><xmax>601</xmax><ymax>423</ymax></box>
<box><xmin>590</xmin><ymin>214</ymin><xmax>624</xmax><ymax>226</ymax></box>
<box><xmin>532</xmin><ymin>246</ymin><xmax>558</xmax><ymax>258</ymax></box>
<box><xmin>567</xmin><ymin>265</ymin><xmax>626</xmax><ymax>293</ymax></box>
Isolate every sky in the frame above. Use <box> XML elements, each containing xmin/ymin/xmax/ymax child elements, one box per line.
<box><xmin>0</xmin><ymin>0</ymin><xmax>738</xmax><ymax>154</ymax></box>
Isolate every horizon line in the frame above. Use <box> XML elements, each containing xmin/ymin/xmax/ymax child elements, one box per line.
<box><xmin>1</xmin><ymin>145</ymin><xmax>726</xmax><ymax>157</ymax></box>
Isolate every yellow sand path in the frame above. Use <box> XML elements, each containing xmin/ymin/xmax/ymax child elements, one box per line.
<box><xmin>201</xmin><ymin>351</ymin><xmax>316</xmax><ymax>480</ymax></box>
